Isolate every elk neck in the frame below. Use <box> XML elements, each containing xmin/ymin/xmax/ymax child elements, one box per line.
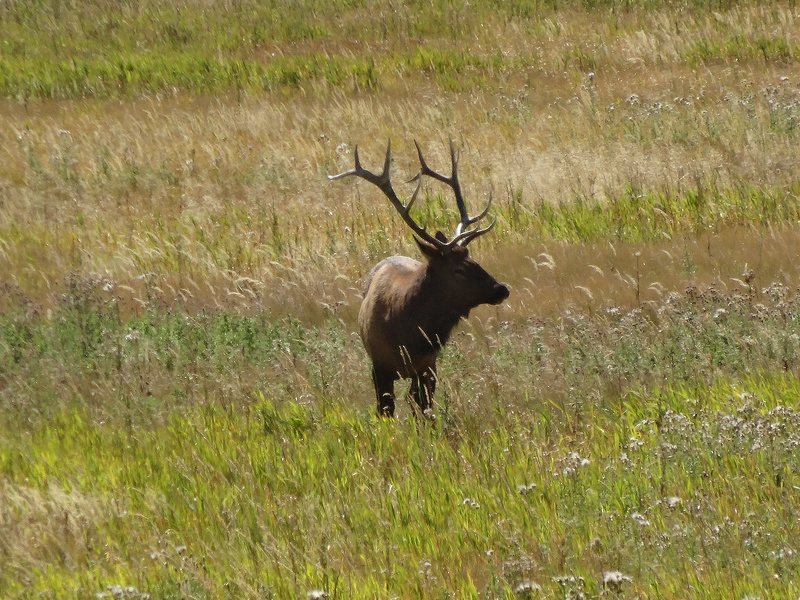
<box><xmin>413</xmin><ymin>263</ymin><xmax>470</xmax><ymax>341</ymax></box>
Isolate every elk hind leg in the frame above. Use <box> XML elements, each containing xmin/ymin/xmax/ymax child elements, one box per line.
<box><xmin>409</xmin><ymin>366</ymin><xmax>437</xmax><ymax>416</ymax></box>
<box><xmin>372</xmin><ymin>367</ymin><xmax>396</xmax><ymax>417</ymax></box>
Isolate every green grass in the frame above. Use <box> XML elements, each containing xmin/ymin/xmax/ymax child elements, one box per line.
<box><xmin>508</xmin><ymin>181</ymin><xmax>798</xmax><ymax>243</ymax></box>
<box><xmin>0</xmin><ymin>52</ymin><xmax>383</xmax><ymax>99</ymax></box>
<box><xmin>0</xmin><ymin>0</ymin><xmax>798</xmax><ymax>597</ymax></box>
<box><xmin>1</xmin><ymin>268</ymin><xmax>797</xmax><ymax>428</ymax></box>
<box><xmin>1</xmin><ymin>368</ymin><xmax>798</xmax><ymax>599</ymax></box>
<box><xmin>2</xmin><ymin>223</ymin><xmax>795</xmax><ymax>597</ymax></box>
<box><xmin>1</xmin><ymin>0</ymin><xmax>796</xmax><ymax>99</ymax></box>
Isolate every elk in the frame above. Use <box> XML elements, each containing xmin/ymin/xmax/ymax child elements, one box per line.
<box><xmin>329</xmin><ymin>140</ymin><xmax>509</xmax><ymax>417</ymax></box>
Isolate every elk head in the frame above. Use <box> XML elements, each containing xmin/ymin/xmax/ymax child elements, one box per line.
<box><xmin>329</xmin><ymin>140</ymin><xmax>509</xmax><ymax>417</ymax></box>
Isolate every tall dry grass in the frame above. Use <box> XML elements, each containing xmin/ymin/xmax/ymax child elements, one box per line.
<box><xmin>1</xmin><ymin>4</ymin><xmax>799</xmax><ymax>597</ymax></box>
<box><xmin>1</xmin><ymin>60</ymin><xmax>797</xmax><ymax>319</ymax></box>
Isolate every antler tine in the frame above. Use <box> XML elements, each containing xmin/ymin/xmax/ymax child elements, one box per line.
<box><xmin>330</xmin><ymin>140</ymin><xmax>497</xmax><ymax>252</ymax></box>
<box><xmin>413</xmin><ymin>139</ymin><xmax>495</xmax><ymax>243</ymax></box>
<box><xmin>328</xmin><ymin>142</ymin><xmax>384</xmax><ymax>185</ymax></box>
<box><xmin>328</xmin><ymin>147</ymin><xmax>358</xmax><ymax>181</ymax></box>
<box><xmin>328</xmin><ymin>140</ymin><xmax>444</xmax><ymax>250</ymax></box>
<box><xmin>413</xmin><ymin>140</ymin><xmax>462</xmax><ymax>198</ymax></box>
<box><xmin>454</xmin><ymin>190</ymin><xmax>493</xmax><ymax>237</ymax></box>
<box><xmin>452</xmin><ymin>214</ymin><xmax>496</xmax><ymax>247</ymax></box>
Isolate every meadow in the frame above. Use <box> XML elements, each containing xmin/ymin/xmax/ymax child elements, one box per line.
<box><xmin>0</xmin><ymin>0</ymin><xmax>798</xmax><ymax>598</ymax></box>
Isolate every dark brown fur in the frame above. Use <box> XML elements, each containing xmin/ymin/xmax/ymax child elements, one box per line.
<box><xmin>359</xmin><ymin>240</ymin><xmax>509</xmax><ymax>416</ymax></box>
<box><xmin>329</xmin><ymin>139</ymin><xmax>509</xmax><ymax>416</ymax></box>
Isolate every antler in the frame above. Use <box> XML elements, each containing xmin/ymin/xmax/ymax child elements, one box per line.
<box><xmin>411</xmin><ymin>139</ymin><xmax>495</xmax><ymax>245</ymax></box>
<box><xmin>329</xmin><ymin>139</ymin><xmax>495</xmax><ymax>252</ymax></box>
<box><xmin>328</xmin><ymin>140</ymin><xmax>443</xmax><ymax>249</ymax></box>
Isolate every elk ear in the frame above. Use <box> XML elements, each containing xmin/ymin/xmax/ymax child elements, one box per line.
<box><xmin>434</xmin><ymin>230</ymin><xmax>448</xmax><ymax>243</ymax></box>
<box><xmin>415</xmin><ymin>236</ymin><xmax>443</xmax><ymax>261</ymax></box>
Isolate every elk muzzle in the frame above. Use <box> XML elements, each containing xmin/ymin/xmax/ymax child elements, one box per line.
<box><xmin>487</xmin><ymin>282</ymin><xmax>510</xmax><ymax>305</ymax></box>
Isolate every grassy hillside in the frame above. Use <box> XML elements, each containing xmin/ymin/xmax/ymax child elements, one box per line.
<box><xmin>0</xmin><ymin>0</ymin><xmax>798</xmax><ymax>598</ymax></box>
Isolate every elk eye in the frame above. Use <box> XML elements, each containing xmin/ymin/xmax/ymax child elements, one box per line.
<box><xmin>454</xmin><ymin>266</ymin><xmax>467</xmax><ymax>277</ymax></box>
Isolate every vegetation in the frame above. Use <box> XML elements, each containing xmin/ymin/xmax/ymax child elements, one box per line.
<box><xmin>1</xmin><ymin>0</ymin><xmax>797</xmax><ymax>99</ymax></box>
<box><xmin>0</xmin><ymin>0</ymin><xmax>798</xmax><ymax>598</ymax></box>
<box><xmin>2</xmin><ymin>362</ymin><xmax>798</xmax><ymax>599</ymax></box>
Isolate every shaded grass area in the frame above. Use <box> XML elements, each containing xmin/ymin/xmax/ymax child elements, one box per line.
<box><xmin>0</xmin><ymin>52</ymin><xmax>384</xmax><ymax>98</ymax></box>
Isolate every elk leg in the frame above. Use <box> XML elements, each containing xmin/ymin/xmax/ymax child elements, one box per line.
<box><xmin>410</xmin><ymin>366</ymin><xmax>437</xmax><ymax>415</ymax></box>
<box><xmin>372</xmin><ymin>367</ymin><xmax>396</xmax><ymax>417</ymax></box>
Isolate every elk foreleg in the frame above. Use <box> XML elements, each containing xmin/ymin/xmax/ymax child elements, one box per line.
<box><xmin>409</xmin><ymin>366</ymin><xmax>437</xmax><ymax>416</ymax></box>
<box><xmin>372</xmin><ymin>367</ymin><xmax>396</xmax><ymax>417</ymax></box>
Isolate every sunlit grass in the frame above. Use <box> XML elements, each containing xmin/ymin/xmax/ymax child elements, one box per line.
<box><xmin>1</xmin><ymin>370</ymin><xmax>798</xmax><ymax>599</ymax></box>
<box><xmin>0</xmin><ymin>2</ymin><xmax>796</xmax><ymax>99</ymax></box>
<box><xmin>2</xmin><ymin>269</ymin><xmax>796</xmax><ymax>423</ymax></box>
<box><xmin>1</xmin><ymin>1</ymin><xmax>799</xmax><ymax>598</ymax></box>
<box><xmin>1</xmin><ymin>70</ymin><xmax>797</xmax><ymax>312</ymax></box>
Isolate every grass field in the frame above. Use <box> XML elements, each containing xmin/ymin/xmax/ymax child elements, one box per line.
<box><xmin>0</xmin><ymin>0</ymin><xmax>799</xmax><ymax>598</ymax></box>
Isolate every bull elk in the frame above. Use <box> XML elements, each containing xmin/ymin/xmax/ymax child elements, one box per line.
<box><xmin>329</xmin><ymin>140</ymin><xmax>509</xmax><ymax>417</ymax></box>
